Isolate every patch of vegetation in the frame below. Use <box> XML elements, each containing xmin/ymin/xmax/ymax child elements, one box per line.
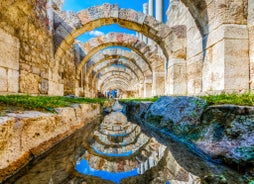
<box><xmin>120</xmin><ymin>97</ymin><xmax>159</xmax><ymax>103</ymax></box>
<box><xmin>0</xmin><ymin>95</ymin><xmax>107</xmax><ymax>112</ymax></box>
<box><xmin>199</xmin><ymin>92</ymin><xmax>254</xmax><ymax>106</ymax></box>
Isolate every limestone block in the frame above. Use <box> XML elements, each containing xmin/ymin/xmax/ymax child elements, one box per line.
<box><xmin>248</xmin><ymin>0</ymin><xmax>254</xmax><ymax>26</ymax></box>
<box><xmin>0</xmin><ymin>67</ymin><xmax>7</xmax><ymax>92</ymax></box>
<box><xmin>186</xmin><ymin>34</ymin><xmax>203</xmax><ymax>59</ymax></box>
<box><xmin>8</xmin><ymin>69</ymin><xmax>19</xmax><ymax>93</ymax></box>
<box><xmin>224</xmin><ymin>39</ymin><xmax>249</xmax><ymax>91</ymax></box>
<box><xmin>167</xmin><ymin>58</ymin><xmax>187</xmax><ymax>95</ymax></box>
<box><xmin>48</xmin><ymin>80</ymin><xmax>64</xmax><ymax>96</ymax></box>
<box><xmin>0</xmin><ymin>29</ymin><xmax>19</xmax><ymax>70</ymax></box>
<box><xmin>55</xmin><ymin>107</ymin><xmax>78</xmax><ymax>127</ymax></box>
<box><xmin>249</xmin><ymin>26</ymin><xmax>254</xmax><ymax>89</ymax></box>
<box><xmin>187</xmin><ymin>55</ymin><xmax>203</xmax><ymax>95</ymax></box>
<box><xmin>0</xmin><ymin>117</ymin><xmax>23</xmax><ymax>170</ymax></box>
<box><xmin>19</xmin><ymin>71</ymin><xmax>40</xmax><ymax>94</ymax></box>
<box><xmin>224</xmin><ymin>25</ymin><xmax>248</xmax><ymax>39</ymax></box>
<box><xmin>202</xmin><ymin>40</ymin><xmax>225</xmax><ymax>92</ymax></box>
<box><xmin>119</xmin><ymin>9</ymin><xmax>146</xmax><ymax>25</ymax></box>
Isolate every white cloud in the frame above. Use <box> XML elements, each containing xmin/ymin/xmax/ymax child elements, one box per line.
<box><xmin>89</xmin><ymin>30</ymin><xmax>105</xmax><ymax>37</ymax></box>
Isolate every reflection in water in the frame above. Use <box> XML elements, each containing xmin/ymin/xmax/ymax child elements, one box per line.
<box><xmin>74</xmin><ymin>103</ymin><xmax>198</xmax><ymax>183</ymax></box>
<box><xmin>8</xmin><ymin>101</ymin><xmax>244</xmax><ymax>184</ymax></box>
<box><xmin>76</xmin><ymin>159</ymin><xmax>138</xmax><ymax>184</ymax></box>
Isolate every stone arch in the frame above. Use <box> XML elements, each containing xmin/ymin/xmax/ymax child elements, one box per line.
<box><xmin>179</xmin><ymin>0</ymin><xmax>208</xmax><ymax>36</ymax></box>
<box><xmin>93</xmin><ymin>66</ymin><xmax>142</xmax><ymax>89</ymax></box>
<box><xmin>102</xmin><ymin>81</ymin><xmax>130</xmax><ymax>93</ymax></box>
<box><xmin>78</xmin><ymin>33</ymin><xmax>166</xmax><ymax>74</ymax></box>
<box><xmin>90</xmin><ymin>59</ymin><xmax>144</xmax><ymax>86</ymax></box>
<box><xmin>86</xmin><ymin>48</ymin><xmax>152</xmax><ymax>79</ymax></box>
<box><xmin>97</xmin><ymin>71</ymin><xmax>138</xmax><ymax>88</ymax></box>
<box><xmin>100</xmin><ymin>78</ymin><xmax>134</xmax><ymax>91</ymax></box>
<box><xmin>53</xmin><ymin>3</ymin><xmax>186</xmax><ymax>62</ymax></box>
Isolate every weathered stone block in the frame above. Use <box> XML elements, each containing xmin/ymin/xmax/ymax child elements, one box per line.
<box><xmin>0</xmin><ymin>29</ymin><xmax>20</xmax><ymax>70</ymax></box>
<box><xmin>48</xmin><ymin>80</ymin><xmax>64</xmax><ymax>96</ymax></box>
<box><xmin>224</xmin><ymin>39</ymin><xmax>249</xmax><ymax>91</ymax></box>
<box><xmin>19</xmin><ymin>71</ymin><xmax>40</xmax><ymax>94</ymax></box>
<box><xmin>0</xmin><ymin>67</ymin><xmax>7</xmax><ymax>92</ymax></box>
<box><xmin>8</xmin><ymin>69</ymin><xmax>19</xmax><ymax>93</ymax></box>
<box><xmin>202</xmin><ymin>41</ymin><xmax>225</xmax><ymax>92</ymax></box>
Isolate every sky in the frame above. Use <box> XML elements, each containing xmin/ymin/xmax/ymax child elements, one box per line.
<box><xmin>62</xmin><ymin>0</ymin><xmax>169</xmax><ymax>42</ymax></box>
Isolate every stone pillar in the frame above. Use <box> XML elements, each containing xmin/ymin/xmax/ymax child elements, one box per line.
<box><xmin>200</xmin><ymin>24</ymin><xmax>249</xmax><ymax>94</ymax></box>
<box><xmin>47</xmin><ymin>0</ymin><xmax>54</xmax><ymax>33</ymax></box>
<box><xmin>155</xmin><ymin>0</ymin><xmax>163</xmax><ymax>22</ymax></box>
<box><xmin>148</xmin><ymin>0</ymin><xmax>154</xmax><ymax>16</ymax></box>
<box><xmin>143</xmin><ymin>3</ymin><xmax>148</xmax><ymax>44</ymax></box>
<box><xmin>248</xmin><ymin>0</ymin><xmax>254</xmax><ymax>90</ymax></box>
<box><xmin>139</xmin><ymin>83</ymin><xmax>143</xmax><ymax>97</ymax></box>
<box><xmin>152</xmin><ymin>72</ymin><xmax>165</xmax><ymax>96</ymax></box>
<box><xmin>166</xmin><ymin>58</ymin><xmax>187</xmax><ymax>95</ymax></box>
<box><xmin>148</xmin><ymin>0</ymin><xmax>154</xmax><ymax>44</ymax></box>
<box><xmin>144</xmin><ymin>76</ymin><xmax>153</xmax><ymax>97</ymax></box>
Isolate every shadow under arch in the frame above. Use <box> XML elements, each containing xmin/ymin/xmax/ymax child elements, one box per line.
<box><xmin>180</xmin><ymin>0</ymin><xmax>209</xmax><ymax>59</ymax></box>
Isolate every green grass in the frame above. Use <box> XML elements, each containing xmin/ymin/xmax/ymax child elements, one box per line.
<box><xmin>120</xmin><ymin>97</ymin><xmax>159</xmax><ymax>103</ymax></box>
<box><xmin>121</xmin><ymin>93</ymin><xmax>254</xmax><ymax>106</ymax></box>
<box><xmin>199</xmin><ymin>93</ymin><xmax>254</xmax><ymax>106</ymax></box>
<box><xmin>0</xmin><ymin>95</ymin><xmax>107</xmax><ymax>112</ymax></box>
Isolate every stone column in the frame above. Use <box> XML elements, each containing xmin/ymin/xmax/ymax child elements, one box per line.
<box><xmin>143</xmin><ymin>3</ymin><xmax>148</xmax><ymax>43</ymax></box>
<box><xmin>148</xmin><ymin>0</ymin><xmax>154</xmax><ymax>45</ymax></box>
<box><xmin>248</xmin><ymin>0</ymin><xmax>254</xmax><ymax>90</ymax></box>
<box><xmin>47</xmin><ymin>0</ymin><xmax>54</xmax><ymax>33</ymax></box>
<box><xmin>152</xmin><ymin>71</ymin><xmax>165</xmax><ymax>96</ymax></box>
<box><xmin>156</xmin><ymin>0</ymin><xmax>163</xmax><ymax>22</ymax></box>
<box><xmin>144</xmin><ymin>76</ymin><xmax>153</xmax><ymax>97</ymax></box>
<box><xmin>166</xmin><ymin>58</ymin><xmax>187</xmax><ymax>95</ymax></box>
<box><xmin>148</xmin><ymin>0</ymin><xmax>154</xmax><ymax>16</ymax></box>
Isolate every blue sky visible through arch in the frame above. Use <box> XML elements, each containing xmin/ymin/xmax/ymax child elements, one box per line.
<box><xmin>63</xmin><ymin>0</ymin><xmax>169</xmax><ymax>42</ymax></box>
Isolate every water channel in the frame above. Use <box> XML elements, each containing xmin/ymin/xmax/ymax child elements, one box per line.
<box><xmin>5</xmin><ymin>102</ymin><xmax>245</xmax><ymax>184</ymax></box>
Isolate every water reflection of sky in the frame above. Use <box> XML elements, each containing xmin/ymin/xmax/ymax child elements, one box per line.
<box><xmin>92</xmin><ymin>146</ymin><xmax>133</xmax><ymax>157</ymax></box>
<box><xmin>76</xmin><ymin>159</ymin><xmax>138</xmax><ymax>184</ymax></box>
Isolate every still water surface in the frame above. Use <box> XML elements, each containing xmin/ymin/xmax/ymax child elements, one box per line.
<box><xmin>6</xmin><ymin>103</ymin><xmax>244</xmax><ymax>184</ymax></box>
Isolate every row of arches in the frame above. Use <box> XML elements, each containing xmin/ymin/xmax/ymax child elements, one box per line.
<box><xmin>51</xmin><ymin>3</ymin><xmax>185</xmax><ymax>97</ymax></box>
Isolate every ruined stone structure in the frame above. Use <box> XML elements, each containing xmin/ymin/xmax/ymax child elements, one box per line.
<box><xmin>0</xmin><ymin>0</ymin><xmax>252</xmax><ymax>97</ymax></box>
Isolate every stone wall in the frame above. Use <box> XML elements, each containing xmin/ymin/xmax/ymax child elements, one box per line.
<box><xmin>0</xmin><ymin>29</ymin><xmax>20</xmax><ymax>94</ymax></box>
<box><xmin>167</xmin><ymin>0</ymin><xmax>249</xmax><ymax>95</ymax></box>
<box><xmin>248</xmin><ymin>0</ymin><xmax>254</xmax><ymax>89</ymax></box>
<box><xmin>0</xmin><ymin>0</ymin><xmax>54</xmax><ymax>95</ymax></box>
<box><xmin>0</xmin><ymin>103</ymin><xmax>101</xmax><ymax>182</ymax></box>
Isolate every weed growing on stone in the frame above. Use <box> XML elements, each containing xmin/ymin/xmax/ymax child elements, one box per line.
<box><xmin>199</xmin><ymin>92</ymin><xmax>254</xmax><ymax>106</ymax></box>
<box><xmin>0</xmin><ymin>95</ymin><xmax>107</xmax><ymax>112</ymax></box>
<box><xmin>120</xmin><ymin>97</ymin><xmax>159</xmax><ymax>102</ymax></box>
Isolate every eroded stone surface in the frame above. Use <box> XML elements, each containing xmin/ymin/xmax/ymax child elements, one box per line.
<box><xmin>0</xmin><ymin>103</ymin><xmax>101</xmax><ymax>182</ymax></box>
